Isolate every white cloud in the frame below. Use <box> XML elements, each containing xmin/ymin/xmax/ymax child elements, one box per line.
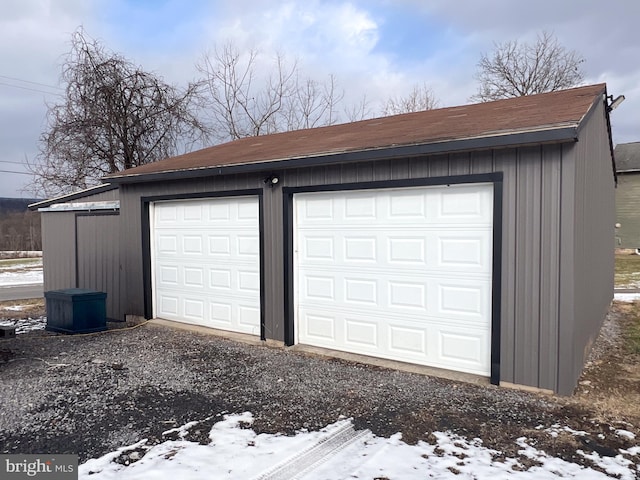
<box><xmin>1</xmin><ymin>0</ymin><xmax>639</xmax><ymax>197</ymax></box>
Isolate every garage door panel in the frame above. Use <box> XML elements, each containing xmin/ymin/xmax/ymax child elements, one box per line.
<box><xmin>344</xmin><ymin>236</ymin><xmax>377</xmax><ymax>262</ymax></box>
<box><xmin>304</xmin><ymin>275</ymin><xmax>335</xmax><ymax>300</ymax></box>
<box><xmin>436</xmin><ymin>281</ymin><xmax>490</xmax><ymax>320</ymax></box>
<box><xmin>210</xmin><ymin>302</ymin><xmax>232</xmax><ymax>324</ymax></box>
<box><xmin>388</xmin><ymin>236</ymin><xmax>426</xmax><ymax>264</ymax></box>
<box><xmin>300</xmin><ymin>230</ymin><xmax>491</xmax><ymax>272</ymax></box>
<box><xmin>158</xmin><ymin>235</ymin><xmax>178</xmax><ymax>254</ymax></box>
<box><xmin>303</xmin><ymin>311</ymin><xmax>337</xmax><ymax>341</ymax></box>
<box><xmin>184</xmin><ymin>298</ymin><xmax>205</xmax><ymax>321</ymax></box>
<box><xmin>238</xmin><ymin>270</ymin><xmax>260</xmax><ymax>293</ymax></box>
<box><xmin>388</xmin><ymin>325</ymin><xmax>427</xmax><ymax>355</ymax></box>
<box><xmin>295</xmin><ymin>184</ymin><xmax>492</xmax><ymax>376</ymax></box>
<box><xmin>158</xmin><ymin>295</ymin><xmax>179</xmax><ymax>316</ymax></box>
<box><xmin>344</xmin><ymin>277</ymin><xmax>377</xmax><ymax>305</ymax></box>
<box><xmin>345</xmin><ymin>318</ymin><xmax>378</xmax><ymax>347</ymax></box>
<box><xmin>238</xmin><ymin>304</ymin><xmax>260</xmax><ymax>329</ymax></box>
<box><xmin>438</xmin><ymin>328</ymin><xmax>489</xmax><ymax>374</ymax></box>
<box><xmin>237</xmin><ymin>235</ymin><xmax>260</xmax><ymax>256</ymax></box>
<box><xmin>389</xmin><ymin>192</ymin><xmax>427</xmax><ymax>218</ymax></box>
<box><xmin>184</xmin><ymin>267</ymin><xmax>204</xmax><ymax>287</ymax></box>
<box><xmin>182</xmin><ymin>235</ymin><xmax>204</xmax><ymax>254</ymax></box>
<box><xmin>152</xmin><ymin>197</ymin><xmax>260</xmax><ymax>335</ymax></box>
<box><xmin>210</xmin><ymin>269</ymin><xmax>232</xmax><ymax>289</ymax></box>
<box><xmin>437</xmin><ymin>186</ymin><xmax>493</xmax><ymax>222</ymax></box>
<box><xmin>388</xmin><ymin>281</ymin><xmax>426</xmax><ymax>310</ymax></box>
<box><xmin>344</xmin><ymin>194</ymin><xmax>377</xmax><ymax>219</ymax></box>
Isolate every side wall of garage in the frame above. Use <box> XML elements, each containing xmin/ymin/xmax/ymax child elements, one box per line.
<box><xmin>559</xmin><ymin>99</ymin><xmax>615</xmax><ymax>394</ymax></box>
<box><xmin>117</xmin><ymin>143</ymin><xmax>581</xmax><ymax>391</ymax></box>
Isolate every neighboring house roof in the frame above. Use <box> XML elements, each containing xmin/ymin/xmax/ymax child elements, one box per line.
<box><xmin>615</xmin><ymin>142</ymin><xmax>640</xmax><ymax>173</ymax></box>
<box><xmin>28</xmin><ymin>183</ymin><xmax>118</xmax><ymax>210</ymax></box>
<box><xmin>105</xmin><ymin>83</ymin><xmax>608</xmax><ymax>183</ymax></box>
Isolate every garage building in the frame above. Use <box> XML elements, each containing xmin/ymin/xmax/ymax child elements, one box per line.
<box><xmin>41</xmin><ymin>84</ymin><xmax>616</xmax><ymax>395</ymax></box>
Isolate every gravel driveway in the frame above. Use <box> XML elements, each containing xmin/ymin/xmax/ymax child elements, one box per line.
<box><xmin>0</xmin><ymin>319</ymin><xmax>638</xmax><ymax>471</ymax></box>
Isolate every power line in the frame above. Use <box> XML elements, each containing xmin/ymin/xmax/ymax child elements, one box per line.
<box><xmin>0</xmin><ymin>169</ymin><xmax>31</xmax><ymax>175</ymax></box>
<box><xmin>0</xmin><ymin>160</ymin><xmax>27</xmax><ymax>166</ymax></box>
<box><xmin>0</xmin><ymin>74</ymin><xmax>62</xmax><ymax>91</ymax></box>
<box><xmin>0</xmin><ymin>81</ymin><xmax>62</xmax><ymax>96</ymax></box>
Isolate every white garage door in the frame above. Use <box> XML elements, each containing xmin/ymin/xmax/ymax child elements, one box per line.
<box><xmin>152</xmin><ymin>196</ymin><xmax>260</xmax><ymax>335</ymax></box>
<box><xmin>294</xmin><ymin>184</ymin><xmax>493</xmax><ymax>376</ymax></box>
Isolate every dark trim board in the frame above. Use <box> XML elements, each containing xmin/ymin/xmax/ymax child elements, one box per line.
<box><xmin>282</xmin><ymin>173</ymin><xmax>503</xmax><ymax>385</ymax></box>
<box><xmin>490</xmin><ymin>178</ymin><xmax>503</xmax><ymax>385</ymax></box>
<box><xmin>140</xmin><ymin>189</ymin><xmax>265</xmax><ymax>338</ymax></box>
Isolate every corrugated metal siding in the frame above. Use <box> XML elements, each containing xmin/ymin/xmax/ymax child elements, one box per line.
<box><xmin>558</xmin><ymin>100</ymin><xmax>615</xmax><ymax>395</ymax></box>
<box><xmin>615</xmin><ymin>174</ymin><xmax>640</xmax><ymax>248</ymax></box>
<box><xmin>118</xmin><ymin>145</ymin><xmax>580</xmax><ymax>391</ymax></box>
<box><xmin>42</xmin><ymin>212</ymin><xmax>77</xmax><ymax>291</ymax></box>
<box><xmin>78</xmin><ymin>189</ymin><xmax>119</xmax><ymax>202</ymax></box>
<box><xmin>76</xmin><ymin>214</ymin><xmax>122</xmax><ymax>320</ymax></box>
<box><xmin>40</xmin><ymin>187</ymin><xmax>124</xmax><ymax>320</ymax></box>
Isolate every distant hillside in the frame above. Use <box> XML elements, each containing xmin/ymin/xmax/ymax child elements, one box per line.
<box><xmin>0</xmin><ymin>198</ymin><xmax>42</xmax><ymax>215</ymax></box>
<box><xmin>0</xmin><ymin>198</ymin><xmax>43</xmax><ymax>251</ymax></box>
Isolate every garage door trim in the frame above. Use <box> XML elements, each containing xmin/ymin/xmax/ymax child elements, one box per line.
<box><xmin>282</xmin><ymin>173</ymin><xmax>503</xmax><ymax>384</ymax></box>
<box><xmin>141</xmin><ymin>189</ymin><xmax>265</xmax><ymax>339</ymax></box>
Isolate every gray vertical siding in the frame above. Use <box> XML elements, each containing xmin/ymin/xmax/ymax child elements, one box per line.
<box><xmin>116</xmin><ymin>109</ymin><xmax>613</xmax><ymax>393</ymax></box>
<box><xmin>615</xmin><ymin>174</ymin><xmax>640</xmax><ymax>248</ymax></box>
<box><xmin>117</xmin><ymin>146</ymin><xmax>563</xmax><ymax>390</ymax></box>
<box><xmin>76</xmin><ymin>214</ymin><xmax>122</xmax><ymax>321</ymax></box>
<box><xmin>558</xmin><ymin>100</ymin><xmax>615</xmax><ymax>395</ymax></box>
<box><xmin>42</xmin><ymin>212</ymin><xmax>77</xmax><ymax>291</ymax></box>
<box><xmin>40</xmin><ymin>187</ymin><xmax>123</xmax><ymax>320</ymax></box>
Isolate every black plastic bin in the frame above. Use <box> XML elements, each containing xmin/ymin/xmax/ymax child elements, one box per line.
<box><xmin>44</xmin><ymin>289</ymin><xmax>107</xmax><ymax>334</ymax></box>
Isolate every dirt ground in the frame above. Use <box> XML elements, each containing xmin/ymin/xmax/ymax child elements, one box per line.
<box><xmin>0</xmin><ymin>298</ymin><xmax>46</xmax><ymax>322</ymax></box>
<box><xmin>571</xmin><ymin>301</ymin><xmax>640</xmax><ymax>424</ymax></box>
<box><xmin>1</xmin><ymin>297</ymin><xmax>639</xmax><ymax>473</ymax></box>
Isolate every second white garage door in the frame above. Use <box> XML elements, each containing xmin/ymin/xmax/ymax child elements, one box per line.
<box><xmin>152</xmin><ymin>196</ymin><xmax>260</xmax><ymax>336</ymax></box>
<box><xmin>294</xmin><ymin>184</ymin><xmax>493</xmax><ymax>376</ymax></box>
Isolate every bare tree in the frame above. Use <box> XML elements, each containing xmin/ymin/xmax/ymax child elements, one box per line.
<box><xmin>27</xmin><ymin>28</ymin><xmax>209</xmax><ymax>197</ymax></box>
<box><xmin>283</xmin><ymin>74</ymin><xmax>344</xmax><ymax>130</ymax></box>
<box><xmin>471</xmin><ymin>31</ymin><xmax>585</xmax><ymax>102</ymax></box>
<box><xmin>198</xmin><ymin>43</ymin><xmax>361</xmax><ymax>140</ymax></box>
<box><xmin>344</xmin><ymin>94</ymin><xmax>373</xmax><ymax>122</ymax></box>
<box><xmin>382</xmin><ymin>83</ymin><xmax>439</xmax><ymax>115</ymax></box>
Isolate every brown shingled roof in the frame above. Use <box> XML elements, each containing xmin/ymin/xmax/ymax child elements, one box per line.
<box><xmin>106</xmin><ymin>84</ymin><xmax>606</xmax><ymax>182</ymax></box>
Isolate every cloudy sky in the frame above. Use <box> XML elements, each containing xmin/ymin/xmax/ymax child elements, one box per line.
<box><xmin>0</xmin><ymin>0</ymin><xmax>638</xmax><ymax>198</ymax></box>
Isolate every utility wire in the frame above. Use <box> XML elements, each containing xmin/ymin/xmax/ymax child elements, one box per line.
<box><xmin>0</xmin><ymin>160</ymin><xmax>27</xmax><ymax>165</ymax></box>
<box><xmin>0</xmin><ymin>81</ymin><xmax>62</xmax><ymax>96</ymax></box>
<box><xmin>0</xmin><ymin>169</ymin><xmax>31</xmax><ymax>175</ymax></box>
<box><xmin>0</xmin><ymin>74</ymin><xmax>62</xmax><ymax>91</ymax></box>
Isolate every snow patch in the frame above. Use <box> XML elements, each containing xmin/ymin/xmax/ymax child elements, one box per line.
<box><xmin>616</xmin><ymin>429</ymin><xmax>636</xmax><ymax>440</ymax></box>
<box><xmin>77</xmin><ymin>414</ymin><xmax>640</xmax><ymax>480</ymax></box>
<box><xmin>614</xmin><ymin>293</ymin><xmax>640</xmax><ymax>302</ymax></box>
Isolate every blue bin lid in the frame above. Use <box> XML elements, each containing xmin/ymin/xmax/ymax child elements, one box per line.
<box><xmin>45</xmin><ymin>288</ymin><xmax>107</xmax><ymax>299</ymax></box>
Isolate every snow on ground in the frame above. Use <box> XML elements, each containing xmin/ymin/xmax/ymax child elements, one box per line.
<box><xmin>0</xmin><ymin>258</ymin><xmax>43</xmax><ymax>286</ymax></box>
<box><xmin>79</xmin><ymin>413</ymin><xmax>640</xmax><ymax>480</ymax></box>
<box><xmin>614</xmin><ymin>293</ymin><xmax>640</xmax><ymax>302</ymax></box>
<box><xmin>0</xmin><ymin>317</ymin><xmax>46</xmax><ymax>334</ymax></box>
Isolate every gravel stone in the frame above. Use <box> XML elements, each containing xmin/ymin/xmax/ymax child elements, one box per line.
<box><xmin>0</xmin><ymin>320</ymin><xmax>637</xmax><ymax>469</ymax></box>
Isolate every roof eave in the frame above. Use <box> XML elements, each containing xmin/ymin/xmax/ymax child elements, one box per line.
<box><xmin>106</xmin><ymin>126</ymin><xmax>579</xmax><ymax>185</ymax></box>
<box><xmin>28</xmin><ymin>183</ymin><xmax>118</xmax><ymax>210</ymax></box>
